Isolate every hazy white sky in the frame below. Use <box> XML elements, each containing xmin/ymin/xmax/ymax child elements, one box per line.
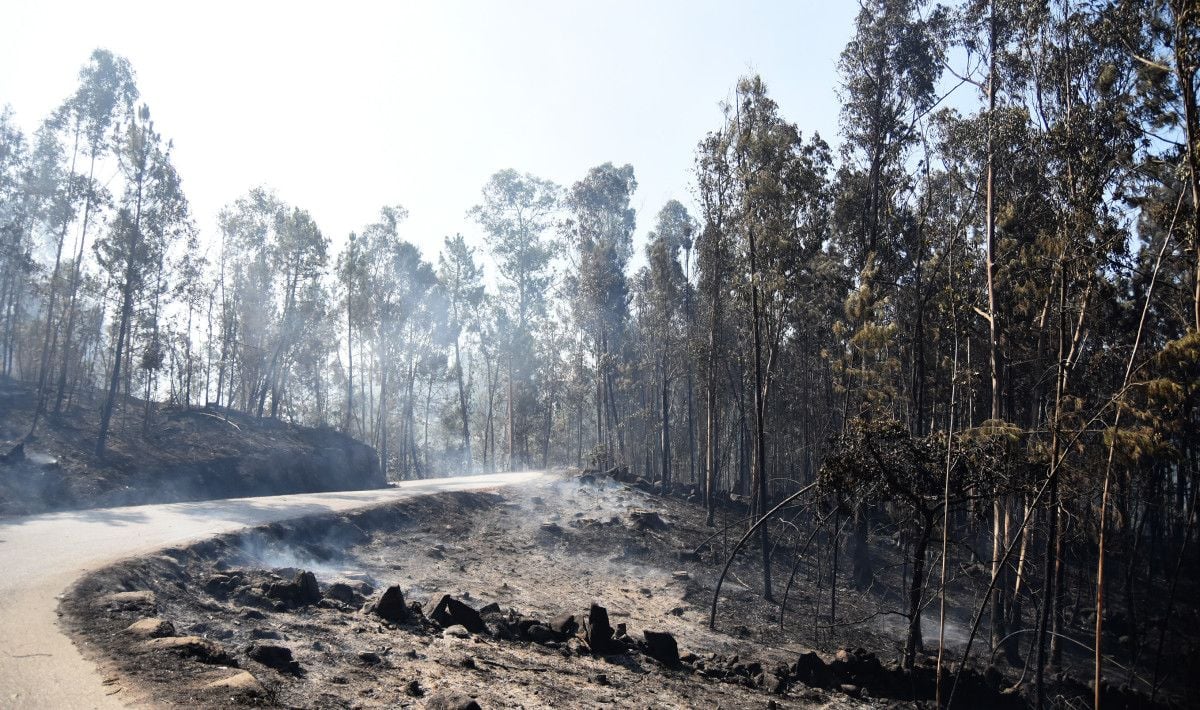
<box><xmin>0</xmin><ymin>1</ymin><xmax>858</xmax><ymax>264</ymax></box>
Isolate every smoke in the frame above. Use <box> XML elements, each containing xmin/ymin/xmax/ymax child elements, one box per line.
<box><xmin>228</xmin><ymin>517</ymin><xmax>374</xmax><ymax>580</ymax></box>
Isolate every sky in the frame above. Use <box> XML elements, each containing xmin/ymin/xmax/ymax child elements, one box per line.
<box><xmin>0</xmin><ymin>1</ymin><xmax>860</xmax><ymax>267</ymax></box>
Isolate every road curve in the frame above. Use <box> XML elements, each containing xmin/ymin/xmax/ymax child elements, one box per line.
<box><xmin>0</xmin><ymin>470</ymin><xmax>543</xmax><ymax>709</ymax></box>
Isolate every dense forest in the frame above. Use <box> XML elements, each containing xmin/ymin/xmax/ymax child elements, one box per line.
<box><xmin>2</xmin><ymin>0</ymin><xmax>1198</xmax><ymax>705</ymax></box>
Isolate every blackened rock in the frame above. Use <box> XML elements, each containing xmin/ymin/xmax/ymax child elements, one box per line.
<box><xmin>642</xmin><ymin>630</ymin><xmax>680</xmax><ymax>666</ymax></box>
<box><xmin>525</xmin><ymin>623</ymin><xmax>558</xmax><ymax>644</ymax></box>
<box><xmin>325</xmin><ymin>582</ymin><xmax>363</xmax><ymax>606</ymax></box>
<box><xmin>204</xmin><ymin>574</ymin><xmax>239</xmax><ymax>597</ymax></box>
<box><xmin>628</xmin><ymin>509</ymin><xmax>669</xmax><ymax>530</ymax></box>
<box><xmin>829</xmin><ymin>648</ymin><xmax>855</xmax><ymax>678</ymax></box>
<box><xmin>793</xmin><ymin>651</ymin><xmax>831</xmax><ymax>688</ymax></box>
<box><xmin>249</xmin><ymin>628</ymin><xmax>283</xmax><ymax>640</ymax></box>
<box><xmin>550</xmin><ymin>613</ymin><xmax>578</xmax><ymax>637</ymax></box>
<box><xmin>247</xmin><ymin>643</ymin><xmax>300</xmax><ymax>674</ymax></box>
<box><xmin>295</xmin><ymin>571</ymin><xmax>320</xmax><ymax>605</ymax></box>
<box><xmin>765</xmin><ymin>673</ymin><xmax>788</xmax><ymax>694</ymax></box>
<box><xmin>142</xmin><ymin>636</ymin><xmax>234</xmax><ymax>665</ymax></box>
<box><xmin>583</xmin><ymin>604</ymin><xmax>616</xmax><ymax>653</ymax></box>
<box><xmin>264</xmin><ymin>571</ymin><xmax>320</xmax><ymax>609</ymax></box>
<box><xmin>478</xmin><ymin>602</ymin><xmax>502</xmax><ymax>616</ymax></box>
<box><xmin>487</xmin><ymin>620</ymin><xmax>515</xmax><ymax>641</ymax></box>
<box><xmin>368</xmin><ymin>585</ymin><xmax>409</xmax><ymax>623</ymax></box>
<box><xmin>425</xmin><ymin>594</ymin><xmax>487</xmax><ymax>634</ymax></box>
<box><xmin>425</xmin><ymin>690</ymin><xmax>482</xmax><ymax>710</ymax></box>
<box><xmin>515</xmin><ymin>616</ymin><xmax>541</xmax><ymax>635</ymax></box>
<box><xmin>1</xmin><ymin>441</ymin><xmax>25</xmax><ymax>464</ymax></box>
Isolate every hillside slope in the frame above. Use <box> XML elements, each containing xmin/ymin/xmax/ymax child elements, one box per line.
<box><xmin>0</xmin><ymin>379</ymin><xmax>383</xmax><ymax>516</ymax></box>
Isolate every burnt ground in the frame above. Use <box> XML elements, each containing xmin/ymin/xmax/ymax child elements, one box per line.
<box><xmin>60</xmin><ymin>471</ymin><xmax>1186</xmax><ymax>709</ymax></box>
<box><xmin>0</xmin><ymin>378</ymin><xmax>382</xmax><ymax>516</ymax></box>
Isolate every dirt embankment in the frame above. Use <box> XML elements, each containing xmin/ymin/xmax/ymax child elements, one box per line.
<box><xmin>60</xmin><ymin>471</ymin><xmax>1061</xmax><ymax>709</ymax></box>
<box><xmin>0</xmin><ymin>378</ymin><xmax>383</xmax><ymax>516</ymax></box>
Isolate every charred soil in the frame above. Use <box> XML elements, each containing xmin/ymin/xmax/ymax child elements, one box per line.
<box><xmin>60</xmin><ymin>471</ymin><xmax>1182</xmax><ymax>708</ymax></box>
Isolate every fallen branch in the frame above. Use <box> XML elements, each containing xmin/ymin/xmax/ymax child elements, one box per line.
<box><xmin>709</xmin><ymin>481</ymin><xmax>819</xmax><ymax>629</ymax></box>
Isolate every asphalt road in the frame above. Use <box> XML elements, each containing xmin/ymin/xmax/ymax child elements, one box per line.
<box><xmin>0</xmin><ymin>470</ymin><xmax>543</xmax><ymax>709</ymax></box>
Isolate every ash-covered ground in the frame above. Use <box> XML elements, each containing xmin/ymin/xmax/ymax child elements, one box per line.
<box><xmin>60</xmin><ymin>472</ymin><xmax>1062</xmax><ymax>708</ymax></box>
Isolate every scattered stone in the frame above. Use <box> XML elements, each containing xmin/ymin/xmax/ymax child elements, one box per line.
<box><xmin>487</xmin><ymin>620</ymin><xmax>516</xmax><ymax>640</ymax></box>
<box><xmin>443</xmin><ymin>624</ymin><xmax>471</xmax><ymax>639</ymax></box>
<box><xmin>671</xmin><ymin>570</ymin><xmax>690</xmax><ymax>580</ymax></box>
<box><xmin>368</xmin><ymin>585</ymin><xmax>409</xmax><ymax>624</ymax></box>
<box><xmin>249</xmin><ymin>628</ymin><xmax>283</xmax><ymax>640</ymax></box>
<box><xmin>425</xmin><ymin>690</ymin><xmax>482</xmax><ymax>710</ymax></box>
<box><xmin>427</xmin><ymin>547</ymin><xmax>446</xmax><ymax>560</ymax></box>
<box><xmin>642</xmin><ymin>630</ymin><xmax>680</xmax><ymax>666</ymax></box>
<box><xmin>425</xmin><ymin>594</ymin><xmax>487</xmax><ymax>634</ymax></box>
<box><xmin>141</xmin><ymin>636</ymin><xmax>233</xmax><ymax>665</ymax></box>
<box><xmin>238</xmin><ymin>608</ymin><xmax>266</xmax><ymax>621</ymax></box>
<box><xmin>325</xmin><ymin>582</ymin><xmax>363</xmax><ymax>605</ymax></box>
<box><xmin>100</xmin><ymin>590</ymin><xmax>156</xmax><ymax>611</ymax></box>
<box><xmin>550</xmin><ymin>613</ymin><xmax>578</xmax><ymax>637</ymax></box>
<box><xmin>204</xmin><ymin>574</ymin><xmax>239</xmax><ymax>597</ymax></box>
<box><xmin>478</xmin><ymin>602</ymin><xmax>502</xmax><ymax>616</ymax></box>
<box><xmin>246</xmin><ymin>643</ymin><xmax>300</xmax><ymax>674</ymax></box>
<box><xmin>358</xmin><ymin>650</ymin><xmax>382</xmax><ymax>665</ymax></box>
<box><xmin>765</xmin><ymin>673</ymin><xmax>788</xmax><ymax>694</ymax></box>
<box><xmin>203</xmin><ymin>670</ymin><xmax>264</xmax><ymax>697</ymax></box>
<box><xmin>668</xmin><ymin>607</ymin><xmax>685</xmax><ymax>617</ymax></box>
<box><xmin>593</xmin><ymin>673</ymin><xmax>609</xmax><ymax>685</ymax></box>
<box><xmin>539</xmin><ymin>522</ymin><xmax>564</xmax><ymax>535</ymax></box>
<box><xmin>125</xmin><ymin>618</ymin><xmax>175</xmax><ymax>638</ymax></box>
<box><xmin>405</xmin><ymin>679</ymin><xmax>424</xmax><ymax>697</ymax></box>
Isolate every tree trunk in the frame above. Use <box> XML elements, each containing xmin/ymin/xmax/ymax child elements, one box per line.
<box><xmin>905</xmin><ymin>516</ymin><xmax>932</xmax><ymax>670</ymax></box>
<box><xmin>661</xmin><ymin>354</ymin><xmax>671</xmax><ymax>488</ymax></box>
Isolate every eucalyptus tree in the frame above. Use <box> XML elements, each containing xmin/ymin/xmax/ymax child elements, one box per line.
<box><xmin>52</xmin><ymin>50</ymin><xmax>138</xmax><ymax>416</ymax></box>
<box><xmin>94</xmin><ymin>104</ymin><xmax>186</xmax><ymax>456</ymax></box>
<box><xmin>831</xmin><ymin>0</ymin><xmax>941</xmax><ymax>592</ymax></box>
<box><xmin>470</xmin><ymin>169</ymin><xmax>559</xmax><ymax>470</ymax></box>
<box><xmin>22</xmin><ymin>120</ymin><xmax>75</xmax><ymax>435</ymax></box>
<box><xmin>727</xmin><ymin>74</ymin><xmax>834</xmax><ymax>599</ymax></box>
<box><xmin>565</xmin><ymin>163</ymin><xmax>637</xmax><ymax>467</ymax></box>
<box><xmin>695</xmin><ymin>116</ymin><xmax>736</xmax><ymax>525</ymax></box>
<box><xmin>0</xmin><ymin>107</ymin><xmax>31</xmax><ymax>379</ymax></box>
<box><xmin>437</xmin><ymin>233</ymin><xmax>485</xmax><ymax>468</ymax></box>
<box><xmin>641</xmin><ymin>201</ymin><xmax>693</xmax><ymax>485</ymax></box>
<box><xmin>216</xmin><ymin>189</ymin><xmax>328</xmax><ymax>419</ymax></box>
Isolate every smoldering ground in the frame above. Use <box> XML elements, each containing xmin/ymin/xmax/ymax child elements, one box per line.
<box><xmin>58</xmin><ymin>470</ymin><xmax>1074</xmax><ymax>709</ymax></box>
